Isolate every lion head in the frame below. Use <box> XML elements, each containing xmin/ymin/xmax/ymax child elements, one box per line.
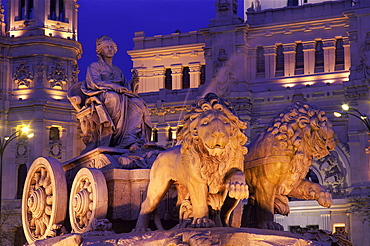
<box><xmin>266</xmin><ymin>102</ymin><xmax>336</xmax><ymax>160</ymax></box>
<box><xmin>177</xmin><ymin>93</ymin><xmax>248</xmax><ymax>192</ymax></box>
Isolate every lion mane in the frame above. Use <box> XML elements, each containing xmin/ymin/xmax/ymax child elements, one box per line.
<box><xmin>266</xmin><ymin>102</ymin><xmax>335</xmax><ymax>174</ymax></box>
<box><xmin>177</xmin><ymin>93</ymin><xmax>248</xmax><ymax>193</ymax></box>
<box><xmin>244</xmin><ymin>102</ymin><xmax>336</xmax><ymax>227</ymax></box>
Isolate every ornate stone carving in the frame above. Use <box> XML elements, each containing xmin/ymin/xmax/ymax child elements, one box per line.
<box><xmin>209</xmin><ymin>49</ymin><xmax>237</xmax><ymax>97</ymax></box>
<box><xmin>71</xmin><ymin>62</ymin><xmax>79</xmax><ymax>84</ymax></box>
<box><xmin>49</xmin><ymin>143</ymin><xmax>62</xmax><ymax>159</ymax></box>
<box><xmin>135</xmin><ymin>93</ymin><xmax>249</xmax><ymax>231</ymax></box>
<box><xmin>48</xmin><ymin>63</ymin><xmax>67</xmax><ymax>89</ymax></box>
<box><xmin>313</xmin><ymin>150</ymin><xmax>347</xmax><ymax>196</ymax></box>
<box><xmin>13</xmin><ymin>63</ymin><xmax>33</xmax><ymax>88</ymax></box>
<box><xmin>36</xmin><ymin>61</ymin><xmax>45</xmax><ymax>84</ymax></box>
<box><xmin>217</xmin><ymin>0</ymin><xmax>237</xmax><ymax>14</ymax></box>
<box><xmin>243</xmin><ymin>102</ymin><xmax>336</xmax><ymax>230</ymax></box>
<box><xmin>16</xmin><ymin>142</ymin><xmax>28</xmax><ymax>158</ymax></box>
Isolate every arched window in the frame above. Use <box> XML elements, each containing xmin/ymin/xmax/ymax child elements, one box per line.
<box><xmin>164</xmin><ymin>68</ymin><xmax>172</xmax><ymax>90</ymax></box>
<box><xmin>151</xmin><ymin>128</ymin><xmax>158</xmax><ymax>142</ymax></box>
<box><xmin>182</xmin><ymin>66</ymin><xmax>190</xmax><ymax>89</ymax></box>
<box><xmin>256</xmin><ymin>46</ymin><xmax>265</xmax><ymax>74</ymax></box>
<box><xmin>275</xmin><ymin>44</ymin><xmax>284</xmax><ymax>76</ymax></box>
<box><xmin>315</xmin><ymin>40</ymin><xmax>324</xmax><ymax>72</ymax></box>
<box><xmin>167</xmin><ymin>127</ymin><xmax>173</xmax><ymax>141</ymax></box>
<box><xmin>16</xmin><ymin>164</ymin><xmax>27</xmax><ymax>199</ymax></box>
<box><xmin>295</xmin><ymin>43</ymin><xmax>304</xmax><ymax>74</ymax></box>
<box><xmin>49</xmin><ymin>127</ymin><xmax>60</xmax><ymax>141</ymax></box>
<box><xmin>335</xmin><ymin>38</ymin><xmax>344</xmax><ymax>70</ymax></box>
<box><xmin>200</xmin><ymin>65</ymin><xmax>206</xmax><ymax>85</ymax></box>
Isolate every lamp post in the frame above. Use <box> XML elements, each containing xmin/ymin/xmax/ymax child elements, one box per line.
<box><xmin>0</xmin><ymin>127</ymin><xmax>34</xmax><ymax>223</ymax></box>
<box><xmin>334</xmin><ymin>104</ymin><xmax>370</xmax><ymax>132</ymax></box>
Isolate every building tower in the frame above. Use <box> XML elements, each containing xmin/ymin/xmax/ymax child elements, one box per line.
<box><xmin>0</xmin><ymin>0</ymin><xmax>82</xmax><ymax>243</ymax></box>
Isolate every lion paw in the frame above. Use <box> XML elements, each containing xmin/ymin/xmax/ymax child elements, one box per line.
<box><xmin>227</xmin><ymin>181</ymin><xmax>249</xmax><ymax>200</ymax></box>
<box><xmin>258</xmin><ymin>221</ymin><xmax>284</xmax><ymax>231</ymax></box>
<box><xmin>315</xmin><ymin>190</ymin><xmax>332</xmax><ymax>208</ymax></box>
<box><xmin>191</xmin><ymin>217</ymin><xmax>216</xmax><ymax>228</ymax></box>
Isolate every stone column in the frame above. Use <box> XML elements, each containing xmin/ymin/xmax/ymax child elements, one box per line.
<box><xmin>152</xmin><ymin>66</ymin><xmax>165</xmax><ymax>92</ymax></box>
<box><xmin>189</xmin><ymin>63</ymin><xmax>200</xmax><ymax>88</ymax></box>
<box><xmin>303</xmin><ymin>42</ymin><xmax>315</xmax><ymax>75</ymax></box>
<box><xmin>343</xmin><ymin>38</ymin><xmax>351</xmax><ymax>70</ymax></box>
<box><xmin>171</xmin><ymin>65</ymin><xmax>182</xmax><ymax>90</ymax></box>
<box><xmin>264</xmin><ymin>46</ymin><xmax>276</xmax><ymax>78</ymax></box>
<box><xmin>283</xmin><ymin>44</ymin><xmax>296</xmax><ymax>77</ymax></box>
<box><xmin>323</xmin><ymin>39</ymin><xmax>336</xmax><ymax>73</ymax></box>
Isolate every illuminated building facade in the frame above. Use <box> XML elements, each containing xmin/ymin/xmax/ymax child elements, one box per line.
<box><xmin>0</xmin><ymin>0</ymin><xmax>82</xmax><ymax>244</ymax></box>
<box><xmin>0</xmin><ymin>0</ymin><xmax>368</xmax><ymax>245</ymax></box>
<box><xmin>129</xmin><ymin>0</ymin><xmax>370</xmax><ymax>245</ymax></box>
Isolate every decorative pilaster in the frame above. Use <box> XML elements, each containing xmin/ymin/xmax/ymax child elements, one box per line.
<box><xmin>303</xmin><ymin>42</ymin><xmax>315</xmax><ymax>75</ymax></box>
<box><xmin>283</xmin><ymin>44</ymin><xmax>296</xmax><ymax>77</ymax></box>
<box><xmin>264</xmin><ymin>46</ymin><xmax>276</xmax><ymax>78</ymax></box>
<box><xmin>323</xmin><ymin>40</ymin><xmax>336</xmax><ymax>73</ymax></box>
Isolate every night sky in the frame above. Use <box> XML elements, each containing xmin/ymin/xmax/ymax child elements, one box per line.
<box><xmin>77</xmin><ymin>0</ymin><xmax>244</xmax><ymax>80</ymax></box>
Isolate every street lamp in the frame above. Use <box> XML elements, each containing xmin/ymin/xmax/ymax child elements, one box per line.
<box><xmin>0</xmin><ymin>126</ymin><xmax>33</xmax><ymax>223</ymax></box>
<box><xmin>334</xmin><ymin>104</ymin><xmax>370</xmax><ymax>132</ymax></box>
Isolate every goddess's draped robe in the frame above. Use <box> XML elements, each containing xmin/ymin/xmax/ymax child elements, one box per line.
<box><xmin>81</xmin><ymin>59</ymin><xmax>152</xmax><ymax>149</ymax></box>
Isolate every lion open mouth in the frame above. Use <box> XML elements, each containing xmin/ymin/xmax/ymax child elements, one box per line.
<box><xmin>204</xmin><ymin>143</ymin><xmax>226</xmax><ymax>156</ymax></box>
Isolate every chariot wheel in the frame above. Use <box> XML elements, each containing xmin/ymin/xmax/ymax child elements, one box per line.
<box><xmin>69</xmin><ymin>167</ymin><xmax>108</xmax><ymax>233</ymax></box>
<box><xmin>22</xmin><ymin>157</ymin><xmax>67</xmax><ymax>243</ymax></box>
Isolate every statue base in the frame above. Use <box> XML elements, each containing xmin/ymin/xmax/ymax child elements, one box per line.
<box><xmin>27</xmin><ymin>227</ymin><xmax>333</xmax><ymax>246</ymax></box>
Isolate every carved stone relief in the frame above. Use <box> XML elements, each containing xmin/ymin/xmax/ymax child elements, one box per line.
<box><xmin>354</xmin><ymin>32</ymin><xmax>370</xmax><ymax>81</ymax></box>
<box><xmin>313</xmin><ymin>149</ymin><xmax>348</xmax><ymax>196</ymax></box>
<box><xmin>36</xmin><ymin>61</ymin><xmax>45</xmax><ymax>84</ymax></box>
<box><xmin>71</xmin><ymin>63</ymin><xmax>79</xmax><ymax>84</ymax></box>
<box><xmin>210</xmin><ymin>49</ymin><xmax>236</xmax><ymax>97</ymax></box>
<box><xmin>48</xmin><ymin>63</ymin><xmax>67</xmax><ymax>89</ymax></box>
<box><xmin>13</xmin><ymin>63</ymin><xmax>33</xmax><ymax>88</ymax></box>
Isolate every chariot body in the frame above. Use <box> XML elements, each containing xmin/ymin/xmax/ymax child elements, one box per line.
<box><xmin>21</xmin><ymin>82</ymin><xmax>171</xmax><ymax>243</ymax></box>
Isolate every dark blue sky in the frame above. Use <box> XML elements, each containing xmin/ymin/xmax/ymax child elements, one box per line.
<box><xmin>77</xmin><ymin>0</ymin><xmax>245</xmax><ymax>80</ymax></box>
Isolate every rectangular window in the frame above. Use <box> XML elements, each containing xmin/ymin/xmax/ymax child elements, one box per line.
<box><xmin>295</xmin><ymin>43</ymin><xmax>304</xmax><ymax>75</ymax></box>
<box><xmin>200</xmin><ymin>65</ymin><xmax>206</xmax><ymax>85</ymax></box>
<box><xmin>19</xmin><ymin>0</ymin><xmax>33</xmax><ymax>20</ymax></box>
<box><xmin>50</xmin><ymin>0</ymin><xmax>57</xmax><ymax>20</ymax></box>
<box><xmin>58</xmin><ymin>0</ymin><xmax>65</xmax><ymax>22</ymax></box>
<box><xmin>335</xmin><ymin>38</ymin><xmax>345</xmax><ymax>71</ymax></box>
<box><xmin>164</xmin><ymin>68</ymin><xmax>172</xmax><ymax>90</ymax></box>
<box><xmin>182</xmin><ymin>66</ymin><xmax>190</xmax><ymax>89</ymax></box>
<box><xmin>275</xmin><ymin>45</ymin><xmax>284</xmax><ymax>76</ymax></box>
<box><xmin>256</xmin><ymin>46</ymin><xmax>265</xmax><ymax>74</ymax></box>
<box><xmin>49</xmin><ymin>0</ymin><xmax>66</xmax><ymax>22</ymax></box>
<box><xmin>315</xmin><ymin>40</ymin><xmax>324</xmax><ymax>73</ymax></box>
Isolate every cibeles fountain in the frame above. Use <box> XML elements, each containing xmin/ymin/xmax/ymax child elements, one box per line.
<box><xmin>21</xmin><ymin>36</ymin><xmax>351</xmax><ymax>246</ymax></box>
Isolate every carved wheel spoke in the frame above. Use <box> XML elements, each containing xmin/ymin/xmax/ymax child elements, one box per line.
<box><xmin>22</xmin><ymin>157</ymin><xmax>67</xmax><ymax>243</ymax></box>
<box><xmin>69</xmin><ymin>167</ymin><xmax>108</xmax><ymax>233</ymax></box>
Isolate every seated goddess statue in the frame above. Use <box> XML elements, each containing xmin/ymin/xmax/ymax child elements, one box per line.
<box><xmin>69</xmin><ymin>35</ymin><xmax>151</xmax><ymax>152</ymax></box>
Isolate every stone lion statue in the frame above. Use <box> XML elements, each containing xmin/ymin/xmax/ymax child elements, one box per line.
<box><xmin>135</xmin><ymin>93</ymin><xmax>249</xmax><ymax>231</ymax></box>
<box><xmin>243</xmin><ymin>102</ymin><xmax>336</xmax><ymax>230</ymax></box>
